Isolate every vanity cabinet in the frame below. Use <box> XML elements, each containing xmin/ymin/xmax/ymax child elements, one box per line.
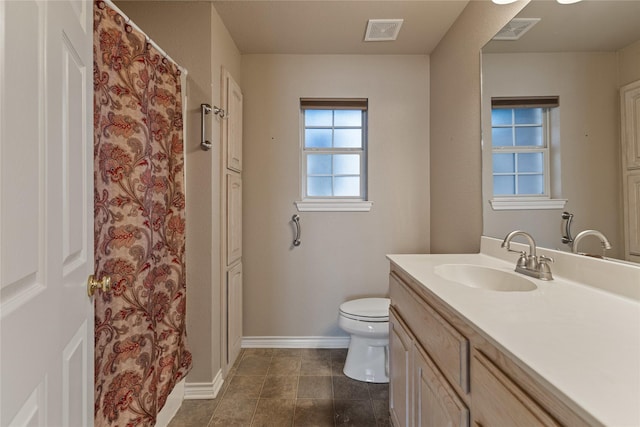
<box><xmin>389</xmin><ymin>273</ymin><xmax>470</xmax><ymax>427</ymax></box>
<box><xmin>389</xmin><ymin>306</ymin><xmax>470</xmax><ymax>427</ymax></box>
<box><xmin>389</xmin><ymin>264</ymin><xmax>591</xmax><ymax>427</ymax></box>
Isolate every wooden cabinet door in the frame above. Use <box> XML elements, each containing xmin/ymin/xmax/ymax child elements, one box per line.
<box><xmin>414</xmin><ymin>344</ymin><xmax>469</xmax><ymax>427</ymax></box>
<box><xmin>471</xmin><ymin>350</ymin><xmax>560</xmax><ymax>427</ymax></box>
<box><xmin>227</xmin><ymin>173</ymin><xmax>242</xmax><ymax>265</ymax></box>
<box><xmin>390</xmin><ymin>308</ymin><xmax>413</xmax><ymax>427</ymax></box>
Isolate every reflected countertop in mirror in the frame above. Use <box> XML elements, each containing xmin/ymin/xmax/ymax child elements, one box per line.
<box><xmin>480</xmin><ymin>0</ymin><xmax>640</xmax><ymax>263</ymax></box>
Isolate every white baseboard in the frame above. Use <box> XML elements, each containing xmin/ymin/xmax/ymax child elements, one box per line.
<box><xmin>155</xmin><ymin>379</ymin><xmax>184</xmax><ymax>427</ymax></box>
<box><xmin>184</xmin><ymin>369</ymin><xmax>224</xmax><ymax>400</ymax></box>
<box><xmin>242</xmin><ymin>336</ymin><xmax>350</xmax><ymax>349</ymax></box>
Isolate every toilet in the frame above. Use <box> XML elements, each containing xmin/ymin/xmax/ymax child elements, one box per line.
<box><xmin>338</xmin><ymin>297</ymin><xmax>390</xmax><ymax>383</ymax></box>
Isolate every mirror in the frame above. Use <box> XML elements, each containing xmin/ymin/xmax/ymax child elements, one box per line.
<box><xmin>481</xmin><ymin>0</ymin><xmax>640</xmax><ymax>262</ymax></box>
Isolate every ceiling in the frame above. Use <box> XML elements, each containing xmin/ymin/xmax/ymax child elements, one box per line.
<box><xmin>211</xmin><ymin>1</ymin><xmax>470</xmax><ymax>55</ymax></box>
<box><xmin>484</xmin><ymin>0</ymin><xmax>640</xmax><ymax>53</ymax></box>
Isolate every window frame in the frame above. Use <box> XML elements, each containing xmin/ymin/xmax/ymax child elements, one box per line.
<box><xmin>296</xmin><ymin>98</ymin><xmax>372</xmax><ymax>212</ymax></box>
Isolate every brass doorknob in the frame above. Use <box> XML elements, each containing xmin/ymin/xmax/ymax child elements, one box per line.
<box><xmin>87</xmin><ymin>274</ymin><xmax>111</xmax><ymax>297</ymax></box>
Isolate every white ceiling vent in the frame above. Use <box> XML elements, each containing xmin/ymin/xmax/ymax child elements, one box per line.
<box><xmin>493</xmin><ymin>18</ymin><xmax>541</xmax><ymax>41</ymax></box>
<box><xmin>364</xmin><ymin>19</ymin><xmax>404</xmax><ymax>42</ymax></box>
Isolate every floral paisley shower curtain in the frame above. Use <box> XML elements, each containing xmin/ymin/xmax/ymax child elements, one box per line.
<box><xmin>93</xmin><ymin>2</ymin><xmax>192</xmax><ymax>425</ymax></box>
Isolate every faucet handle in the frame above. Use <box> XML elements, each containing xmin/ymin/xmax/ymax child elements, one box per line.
<box><xmin>515</xmin><ymin>251</ymin><xmax>527</xmax><ymax>268</ymax></box>
<box><xmin>537</xmin><ymin>255</ymin><xmax>554</xmax><ymax>281</ymax></box>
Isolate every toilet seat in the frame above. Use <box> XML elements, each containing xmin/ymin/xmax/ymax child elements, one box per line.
<box><xmin>339</xmin><ymin>298</ymin><xmax>390</xmax><ymax>322</ymax></box>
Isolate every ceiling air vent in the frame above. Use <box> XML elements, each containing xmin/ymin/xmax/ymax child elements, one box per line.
<box><xmin>493</xmin><ymin>18</ymin><xmax>541</xmax><ymax>41</ymax></box>
<box><xmin>364</xmin><ymin>19</ymin><xmax>404</xmax><ymax>42</ymax></box>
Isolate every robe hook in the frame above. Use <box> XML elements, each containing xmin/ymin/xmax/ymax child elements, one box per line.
<box><xmin>212</xmin><ymin>106</ymin><xmax>226</xmax><ymax>118</ymax></box>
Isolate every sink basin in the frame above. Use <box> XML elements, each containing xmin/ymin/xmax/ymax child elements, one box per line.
<box><xmin>434</xmin><ymin>264</ymin><xmax>537</xmax><ymax>292</ymax></box>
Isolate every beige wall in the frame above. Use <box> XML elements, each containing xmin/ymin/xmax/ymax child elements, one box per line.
<box><xmin>619</xmin><ymin>39</ymin><xmax>640</xmax><ymax>87</ymax></box>
<box><xmin>429</xmin><ymin>1</ymin><xmax>529</xmax><ymax>254</ymax></box>
<box><xmin>115</xmin><ymin>1</ymin><xmax>241</xmax><ymax>383</ymax></box>
<box><xmin>481</xmin><ymin>52</ymin><xmax>622</xmax><ymax>258</ymax></box>
<box><xmin>241</xmin><ymin>54</ymin><xmax>430</xmax><ymax>337</ymax></box>
<box><xmin>113</xmin><ymin>0</ymin><xmax>534</xmax><ymax>375</ymax></box>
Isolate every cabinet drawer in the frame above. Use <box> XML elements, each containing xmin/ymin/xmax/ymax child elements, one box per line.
<box><xmin>390</xmin><ymin>272</ymin><xmax>469</xmax><ymax>394</ymax></box>
<box><xmin>471</xmin><ymin>350</ymin><xmax>560</xmax><ymax>427</ymax></box>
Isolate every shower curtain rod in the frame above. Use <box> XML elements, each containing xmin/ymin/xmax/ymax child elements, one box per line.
<box><xmin>100</xmin><ymin>0</ymin><xmax>189</xmax><ymax>77</ymax></box>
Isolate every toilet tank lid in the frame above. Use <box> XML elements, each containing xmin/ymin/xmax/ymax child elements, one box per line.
<box><xmin>339</xmin><ymin>298</ymin><xmax>390</xmax><ymax>318</ymax></box>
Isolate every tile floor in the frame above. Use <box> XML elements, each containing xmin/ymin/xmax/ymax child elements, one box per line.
<box><xmin>168</xmin><ymin>348</ymin><xmax>391</xmax><ymax>427</ymax></box>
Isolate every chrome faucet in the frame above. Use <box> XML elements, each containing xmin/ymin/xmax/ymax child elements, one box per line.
<box><xmin>501</xmin><ymin>230</ymin><xmax>554</xmax><ymax>281</ymax></box>
<box><xmin>572</xmin><ymin>229</ymin><xmax>612</xmax><ymax>256</ymax></box>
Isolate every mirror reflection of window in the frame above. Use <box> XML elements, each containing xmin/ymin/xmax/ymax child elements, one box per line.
<box><xmin>490</xmin><ymin>97</ymin><xmax>559</xmax><ymax>199</ymax></box>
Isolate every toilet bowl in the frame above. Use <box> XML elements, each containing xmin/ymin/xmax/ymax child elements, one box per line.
<box><xmin>338</xmin><ymin>297</ymin><xmax>390</xmax><ymax>383</ymax></box>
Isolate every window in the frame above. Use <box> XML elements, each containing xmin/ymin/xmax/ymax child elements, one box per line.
<box><xmin>296</xmin><ymin>98</ymin><xmax>371</xmax><ymax>212</ymax></box>
<box><xmin>489</xmin><ymin>97</ymin><xmax>565</xmax><ymax>210</ymax></box>
<box><xmin>492</xmin><ymin>106</ymin><xmax>548</xmax><ymax>196</ymax></box>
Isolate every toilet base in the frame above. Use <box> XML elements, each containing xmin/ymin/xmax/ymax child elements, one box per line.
<box><xmin>343</xmin><ymin>335</ymin><xmax>389</xmax><ymax>383</ymax></box>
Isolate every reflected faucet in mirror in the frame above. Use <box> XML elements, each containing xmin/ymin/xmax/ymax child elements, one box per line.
<box><xmin>560</xmin><ymin>211</ymin><xmax>612</xmax><ymax>258</ymax></box>
<box><xmin>501</xmin><ymin>230</ymin><xmax>554</xmax><ymax>281</ymax></box>
<box><xmin>572</xmin><ymin>229</ymin><xmax>612</xmax><ymax>258</ymax></box>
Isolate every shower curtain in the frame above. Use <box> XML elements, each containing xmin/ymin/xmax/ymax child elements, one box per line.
<box><xmin>93</xmin><ymin>2</ymin><xmax>191</xmax><ymax>425</ymax></box>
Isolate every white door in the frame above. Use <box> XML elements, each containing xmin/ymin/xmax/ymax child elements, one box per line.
<box><xmin>1</xmin><ymin>1</ymin><xmax>94</xmax><ymax>425</ymax></box>
<box><xmin>221</xmin><ymin>69</ymin><xmax>243</xmax><ymax>375</ymax></box>
<box><xmin>621</xmin><ymin>80</ymin><xmax>640</xmax><ymax>263</ymax></box>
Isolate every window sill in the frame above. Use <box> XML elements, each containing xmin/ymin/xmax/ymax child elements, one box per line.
<box><xmin>489</xmin><ymin>198</ymin><xmax>567</xmax><ymax>211</ymax></box>
<box><xmin>295</xmin><ymin>200</ymin><xmax>373</xmax><ymax>212</ymax></box>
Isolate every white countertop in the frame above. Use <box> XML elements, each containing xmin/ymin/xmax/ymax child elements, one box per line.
<box><xmin>387</xmin><ymin>240</ymin><xmax>640</xmax><ymax>427</ymax></box>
